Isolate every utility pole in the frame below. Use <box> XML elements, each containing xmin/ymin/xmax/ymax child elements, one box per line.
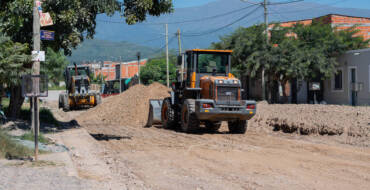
<box><xmin>32</xmin><ymin>0</ymin><xmax>41</xmax><ymax>161</ymax></box>
<box><xmin>176</xmin><ymin>29</ymin><xmax>182</xmax><ymax>56</ymax></box>
<box><xmin>262</xmin><ymin>0</ymin><xmax>268</xmax><ymax>101</ymax></box>
<box><xmin>165</xmin><ymin>24</ymin><xmax>169</xmax><ymax>88</ymax></box>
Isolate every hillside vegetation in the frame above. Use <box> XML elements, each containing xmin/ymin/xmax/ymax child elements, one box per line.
<box><xmin>68</xmin><ymin>39</ymin><xmax>160</xmax><ymax>63</ymax></box>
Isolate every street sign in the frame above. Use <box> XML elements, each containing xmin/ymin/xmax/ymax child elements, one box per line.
<box><xmin>41</xmin><ymin>30</ymin><xmax>55</xmax><ymax>40</ymax></box>
<box><xmin>36</xmin><ymin>0</ymin><xmax>53</xmax><ymax>27</ymax></box>
<box><xmin>40</xmin><ymin>12</ymin><xmax>53</xmax><ymax>27</ymax></box>
<box><xmin>309</xmin><ymin>82</ymin><xmax>321</xmax><ymax>91</ymax></box>
<box><xmin>32</xmin><ymin>51</ymin><xmax>45</xmax><ymax>62</ymax></box>
<box><xmin>21</xmin><ymin>75</ymin><xmax>48</xmax><ymax>97</ymax></box>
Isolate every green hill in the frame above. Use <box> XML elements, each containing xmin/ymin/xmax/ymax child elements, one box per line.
<box><xmin>67</xmin><ymin>39</ymin><xmax>160</xmax><ymax>63</ymax></box>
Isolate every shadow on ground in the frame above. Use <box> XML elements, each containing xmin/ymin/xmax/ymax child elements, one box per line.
<box><xmin>90</xmin><ymin>133</ymin><xmax>132</xmax><ymax>141</ymax></box>
<box><xmin>151</xmin><ymin>124</ymin><xmax>230</xmax><ymax>135</ymax></box>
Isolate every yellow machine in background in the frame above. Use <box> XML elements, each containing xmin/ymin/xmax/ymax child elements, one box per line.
<box><xmin>59</xmin><ymin>64</ymin><xmax>102</xmax><ymax>111</ymax></box>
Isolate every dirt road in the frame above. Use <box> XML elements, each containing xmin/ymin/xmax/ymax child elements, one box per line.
<box><xmin>42</xmin><ymin>98</ymin><xmax>370</xmax><ymax>190</ymax></box>
<box><xmin>78</xmin><ymin>120</ymin><xmax>370</xmax><ymax>190</ymax></box>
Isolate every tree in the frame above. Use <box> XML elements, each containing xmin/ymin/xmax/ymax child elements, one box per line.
<box><xmin>211</xmin><ymin>25</ymin><xmax>267</xmax><ymax>76</ymax></box>
<box><xmin>212</xmin><ymin>22</ymin><xmax>369</xmax><ymax>102</ymax></box>
<box><xmin>140</xmin><ymin>55</ymin><xmax>177</xmax><ymax>85</ymax></box>
<box><xmin>41</xmin><ymin>47</ymin><xmax>69</xmax><ymax>86</ymax></box>
<box><xmin>291</xmin><ymin>22</ymin><xmax>369</xmax><ymax>81</ymax></box>
<box><xmin>0</xmin><ymin>0</ymin><xmax>173</xmax><ymax>118</ymax></box>
<box><xmin>0</xmin><ymin>35</ymin><xmax>30</xmax><ymax>117</ymax></box>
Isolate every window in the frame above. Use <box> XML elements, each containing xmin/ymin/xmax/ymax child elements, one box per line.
<box><xmin>332</xmin><ymin>68</ymin><xmax>343</xmax><ymax>92</ymax></box>
<box><xmin>196</xmin><ymin>53</ymin><xmax>228</xmax><ymax>74</ymax></box>
<box><xmin>334</xmin><ymin>70</ymin><xmax>343</xmax><ymax>90</ymax></box>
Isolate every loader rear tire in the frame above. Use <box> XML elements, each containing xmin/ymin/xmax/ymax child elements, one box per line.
<box><xmin>205</xmin><ymin>121</ymin><xmax>221</xmax><ymax>133</ymax></box>
<box><xmin>161</xmin><ymin>98</ymin><xmax>177</xmax><ymax>129</ymax></box>
<box><xmin>181</xmin><ymin>99</ymin><xmax>199</xmax><ymax>133</ymax></box>
<box><xmin>228</xmin><ymin>120</ymin><xmax>247</xmax><ymax>134</ymax></box>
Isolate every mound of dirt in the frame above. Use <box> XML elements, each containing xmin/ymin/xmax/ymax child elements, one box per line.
<box><xmin>77</xmin><ymin>83</ymin><xmax>170</xmax><ymax>127</ymax></box>
<box><xmin>250</xmin><ymin>103</ymin><xmax>370</xmax><ymax>138</ymax></box>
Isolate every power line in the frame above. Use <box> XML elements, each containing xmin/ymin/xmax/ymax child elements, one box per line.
<box><xmin>153</xmin><ymin>36</ymin><xmax>177</xmax><ymax>54</ymax></box>
<box><xmin>96</xmin><ymin>4</ymin><xmax>260</xmax><ymax>25</ymax></box>
<box><xmin>182</xmin><ymin>5</ymin><xmax>262</xmax><ymax>37</ymax></box>
<box><xmin>240</xmin><ymin>0</ymin><xmax>303</xmax><ymax>5</ymax></box>
<box><xmin>269</xmin><ymin>0</ymin><xmax>350</xmax><ymax>14</ymax></box>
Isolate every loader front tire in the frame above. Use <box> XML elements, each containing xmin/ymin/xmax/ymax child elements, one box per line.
<box><xmin>181</xmin><ymin>99</ymin><xmax>199</xmax><ymax>133</ymax></box>
<box><xmin>161</xmin><ymin>98</ymin><xmax>177</xmax><ymax>129</ymax></box>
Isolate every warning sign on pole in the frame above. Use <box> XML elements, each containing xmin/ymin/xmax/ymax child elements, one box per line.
<box><xmin>40</xmin><ymin>12</ymin><xmax>53</xmax><ymax>27</ymax></box>
<box><xmin>36</xmin><ymin>0</ymin><xmax>53</xmax><ymax>27</ymax></box>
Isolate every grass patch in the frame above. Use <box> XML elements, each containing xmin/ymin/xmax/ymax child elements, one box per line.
<box><xmin>7</xmin><ymin>160</ymin><xmax>61</xmax><ymax>167</ymax></box>
<box><xmin>0</xmin><ymin>129</ymin><xmax>33</xmax><ymax>159</ymax></box>
<box><xmin>18</xmin><ymin>107</ymin><xmax>59</xmax><ymax>126</ymax></box>
<box><xmin>2</xmin><ymin>98</ymin><xmax>59</xmax><ymax>125</ymax></box>
<box><xmin>20</xmin><ymin>132</ymin><xmax>50</xmax><ymax>144</ymax></box>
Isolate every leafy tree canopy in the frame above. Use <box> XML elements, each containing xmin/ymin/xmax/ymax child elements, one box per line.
<box><xmin>0</xmin><ymin>0</ymin><xmax>173</xmax><ymax>55</ymax></box>
<box><xmin>0</xmin><ymin>0</ymin><xmax>173</xmax><ymax>118</ymax></box>
<box><xmin>212</xmin><ymin>22</ymin><xmax>369</xmax><ymax>83</ymax></box>
<box><xmin>140</xmin><ymin>55</ymin><xmax>177</xmax><ymax>85</ymax></box>
<box><xmin>41</xmin><ymin>47</ymin><xmax>69</xmax><ymax>86</ymax></box>
<box><xmin>0</xmin><ymin>35</ymin><xmax>30</xmax><ymax>86</ymax></box>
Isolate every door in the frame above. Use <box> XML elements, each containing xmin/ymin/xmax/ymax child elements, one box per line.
<box><xmin>349</xmin><ymin>67</ymin><xmax>357</xmax><ymax>106</ymax></box>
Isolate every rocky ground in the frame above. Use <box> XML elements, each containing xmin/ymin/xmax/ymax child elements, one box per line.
<box><xmin>1</xmin><ymin>84</ymin><xmax>369</xmax><ymax>190</ymax></box>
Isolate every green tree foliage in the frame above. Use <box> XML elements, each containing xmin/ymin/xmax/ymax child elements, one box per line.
<box><xmin>0</xmin><ymin>35</ymin><xmax>30</xmax><ymax>86</ymax></box>
<box><xmin>214</xmin><ymin>22</ymin><xmax>368</xmax><ymax>80</ymax></box>
<box><xmin>0</xmin><ymin>35</ymin><xmax>30</xmax><ymax>117</ymax></box>
<box><xmin>212</xmin><ymin>22</ymin><xmax>369</xmax><ymax>101</ymax></box>
<box><xmin>92</xmin><ymin>73</ymin><xmax>107</xmax><ymax>84</ymax></box>
<box><xmin>140</xmin><ymin>55</ymin><xmax>177</xmax><ymax>85</ymax></box>
<box><xmin>41</xmin><ymin>47</ymin><xmax>69</xmax><ymax>86</ymax></box>
<box><xmin>0</xmin><ymin>0</ymin><xmax>173</xmax><ymax>55</ymax></box>
<box><xmin>0</xmin><ymin>0</ymin><xmax>173</xmax><ymax>118</ymax></box>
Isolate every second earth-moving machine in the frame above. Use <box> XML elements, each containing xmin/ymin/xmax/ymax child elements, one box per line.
<box><xmin>59</xmin><ymin>64</ymin><xmax>102</xmax><ymax>111</ymax></box>
<box><xmin>146</xmin><ymin>49</ymin><xmax>256</xmax><ymax>134</ymax></box>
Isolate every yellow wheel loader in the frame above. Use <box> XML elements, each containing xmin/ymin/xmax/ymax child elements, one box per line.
<box><xmin>146</xmin><ymin>49</ymin><xmax>256</xmax><ymax>134</ymax></box>
<box><xmin>59</xmin><ymin>63</ymin><xmax>102</xmax><ymax>111</ymax></box>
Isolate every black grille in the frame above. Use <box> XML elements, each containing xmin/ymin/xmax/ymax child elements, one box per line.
<box><xmin>217</xmin><ymin>86</ymin><xmax>238</xmax><ymax>101</ymax></box>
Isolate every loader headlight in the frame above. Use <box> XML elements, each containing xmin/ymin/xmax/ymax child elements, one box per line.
<box><xmin>218</xmin><ymin>80</ymin><xmax>224</xmax><ymax>84</ymax></box>
<box><xmin>233</xmin><ymin>80</ymin><xmax>239</xmax><ymax>84</ymax></box>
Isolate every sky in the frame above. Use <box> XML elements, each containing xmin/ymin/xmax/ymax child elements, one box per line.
<box><xmin>174</xmin><ymin>0</ymin><xmax>370</xmax><ymax>9</ymax></box>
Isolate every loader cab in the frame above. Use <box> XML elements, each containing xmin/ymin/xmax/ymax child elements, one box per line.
<box><xmin>183</xmin><ymin>49</ymin><xmax>232</xmax><ymax>88</ymax></box>
<box><xmin>176</xmin><ymin>49</ymin><xmax>237</xmax><ymax>101</ymax></box>
<box><xmin>64</xmin><ymin>64</ymin><xmax>91</xmax><ymax>94</ymax></box>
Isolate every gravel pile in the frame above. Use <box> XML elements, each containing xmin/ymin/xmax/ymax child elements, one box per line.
<box><xmin>250</xmin><ymin>102</ymin><xmax>370</xmax><ymax>137</ymax></box>
<box><xmin>77</xmin><ymin>83</ymin><xmax>170</xmax><ymax>127</ymax></box>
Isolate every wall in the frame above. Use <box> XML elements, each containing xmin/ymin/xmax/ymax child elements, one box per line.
<box><xmin>324</xmin><ymin>48</ymin><xmax>370</xmax><ymax>105</ymax></box>
<box><xmin>329</xmin><ymin>15</ymin><xmax>370</xmax><ymax>41</ymax></box>
<box><xmin>94</xmin><ymin>59</ymin><xmax>147</xmax><ymax>81</ymax></box>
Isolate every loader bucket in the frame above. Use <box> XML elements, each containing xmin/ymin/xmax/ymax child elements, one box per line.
<box><xmin>145</xmin><ymin>99</ymin><xmax>163</xmax><ymax>127</ymax></box>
